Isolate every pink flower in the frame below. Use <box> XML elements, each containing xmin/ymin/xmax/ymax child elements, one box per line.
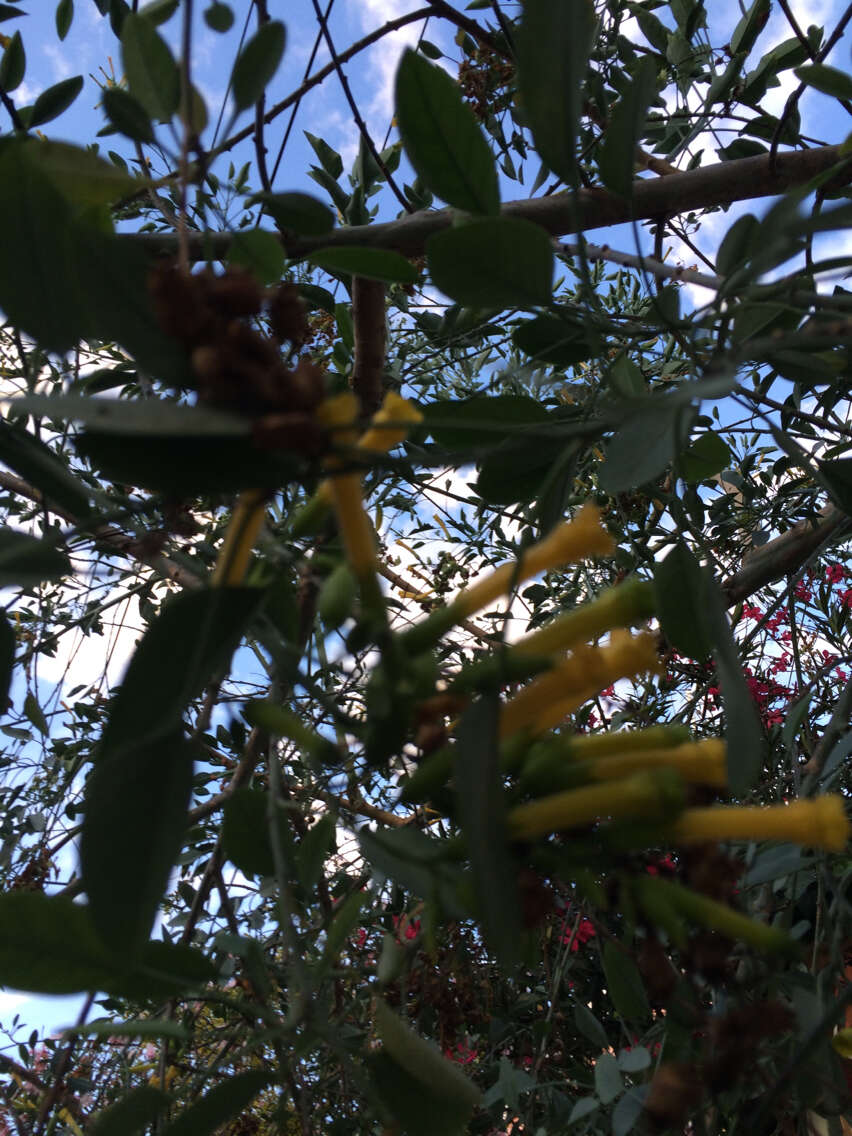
<box><xmin>563</xmin><ymin>917</ymin><xmax>596</xmax><ymax>951</ymax></box>
<box><xmin>742</xmin><ymin>603</ymin><xmax>764</xmax><ymax>621</ymax></box>
<box><xmin>826</xmin><ymin>564</ymin><xmax>846</xmax><ymax>584</ymax></box>
<box><xmin>794</xmin><ymin>580</ymin><xmax>812</xmax><ymax>602</ymax></box>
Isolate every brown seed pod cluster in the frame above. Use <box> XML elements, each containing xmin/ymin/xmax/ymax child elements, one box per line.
<box><xmin>148</xmin><ymin>263</ymin><xmax>322</xmax><ymax>431</ymax></box>
<box><xmin>458</xmin><ymin>46</ymin><xmax>515</xmax><ymax>121</ymax></box>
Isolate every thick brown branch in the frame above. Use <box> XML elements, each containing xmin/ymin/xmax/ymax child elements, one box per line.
<box><xmin>350</xmin><ymin>277</ymin><xmax>387</xmax><ymax>417</ymax></box>
<box><xmin>133</xmin><ymin>144</ymin><xmax>851</xmax><ymax>263</ymax></box>
<box><xmin>721</xmin><ymin>504</ymin><xmax>849</xmax><ymax>606</ymax></box>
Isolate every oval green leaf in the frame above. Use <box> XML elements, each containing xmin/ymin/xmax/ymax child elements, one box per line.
<box><xmin>308</xmin><ymin>245</ymin><xmax>418</xmax><ymax>284</ymax></box>
<box><xmin>28</xmin><ymin>75</ymin><xmax>84</xmax><ymax>127</ymax></box>
<box><xmin>427</xmin><ymin>217</ymin><xmax>554</xmax><ymax>309</ymax></box>
<box><xmin>121</xmin><ymin>12</ymin><xmax>180</xmax><ymax>122</ymax></box>
<box><xmin>394</xmin><ymin>47</ymin><xmax>499</xmax><ymax>215</ymax></box>
<box><xmin>231</xmin><ymin>20</ymin><xmax>286</xmax><ymax>112</ymax></box>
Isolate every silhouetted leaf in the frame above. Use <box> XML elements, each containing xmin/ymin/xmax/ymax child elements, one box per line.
<box><xmin>598</xmin><ymin>57</ymin><xmax>659</xmax><ymax>196</ymax></box>
<box><xmin>368</xmin><ymin>1001</ymin><xmax>481</xmax><ymax>1136</ymax></box>
<box><xmin>88</xmin><ymin>1087</ymin><xmax>172</xmax><ymax>1136</ymax></box>
<box><xmin>679</xmin><ymin>431</ymin><xmax>731</xmax><ymax>483</ymax></box>
<box><xmin>222</xmin><ymin>788</ymin><xmax>291</xmax><ymax>878</ymax></box>
<box><xmin>599</xmin><ymin>401</ymin><xmax>690</xmax><ymax>493</ymax></box>
<box><xmin>0</xmin><ymin>419</ymin><xmax>93</xmax><ymax>518</ymax></box>
<box><xmin>517</xmin><ymin>0</ymin><xmax>595</xmax><ymax>184</ymax></box>
<box><xmin>513</xmin><ymin>314</ymin><xmax>594</xmax><ymax>370</ymax></box>
<box><xmin>0</xmin><ymin>531</ymin><xmax>70</xmax><ymax>589</ymax></box>
<box><xmin>422</xmin><ymin>395</ymin><xmax>548</xmax><ymax>450</ymax></box>
<box><xmin>602</xmin><ymin>941</ymin><xmax>649</xmax><ymax>1024</ymax></box>
<box><xmin>160</xmin><ymin>1072</ymin><xmax>272</xmax><ymax>1136</ymax></box>
<box><xmin>28</xmin><ymin>75</ymin><xmax>83</xmax><ymax>126</ymax></box>
<box><xmin>795</xmin><ymin>63</ymin><xmax>852</xmax><ymax>100</ymax></box>
<box><xmin>0</xmin><ymin>610</ymin><xmax>13</xmax><ymax>713</ymax></box>
<box><xmin>818</xmin><ymin>458</ymin><xmax>852</xmax><ymax>518</ymax></box>
<box><xmin>455</xmin><ymin>694</ymin><xmax>521</xmax><ymax>964</ymax></box>
<box><xmin>395</xmin><ymin>47</ymin><xmax>499</xmax><ymax>215</ymax></box>
<box><xmin>654</xmin><ymin>541</ymin><xmax>713</xmax><ymax>661</ymax></box>
<box><xmin>427</xmin><ymin>218</ymin><xmax>554</xmax><ymax>308</ymax></box>
<box><xmin>204</xmin><ymin>2</ymin><xmax>233</xmax><ymax>32</ymax></box>
<box><xmin>230</xmin><ymin>20</ymin><xmax>286</xmax><ymax>112</ymax></box>
<box><xmin>0</xmin><ymin>30</ymin><xmax>25</xmax><ymax>91</ymax></box>
<box><xmin>103</xmin><ymin>86</ymin><xmax>155</xmax><ymax>142</ymax></box>
<box><xmin>56</xmin><ymin>0</ymin><xmax>74</xmax><ymax>40</ymax></box>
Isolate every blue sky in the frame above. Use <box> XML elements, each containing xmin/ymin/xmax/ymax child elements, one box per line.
<box><xmin>1</xmin><ymin>0</ymin><xmax>851</xmax><ymax>1042</ymax></box>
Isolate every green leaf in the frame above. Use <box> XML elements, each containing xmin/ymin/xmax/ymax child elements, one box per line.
<box><xmin>56</xmin><ymin>0</ymin><xmax>74</xmax><ymax>39</ymax></box>
<box><xmin>0</xmin><ymin>4</ymin><xmax>25</xmax><ymax>19</ymax></box>
<box><xmin>304</xmin><ymin>130</ymin><xmax>343</xmax><ymax>178</ymax></box>
<box><xmin>455</xmin><ymin>694</ymin><xmax>521</xmax><ymax>964</ymax></box>
<box><xmin>427</xmin><ymin>217</ymin><xmax>554</xmax><ymax>308</ymax></box>
<box><xmin>818</xmin><ymin>458</ymin><xmax>852</xmax><ymax>517</ymax></box>
<box><xmin>82</xmin><ymin>588</ymin><xmax>260</xmax><ymax>953</ymax></box>
<box><xmin>75</xmin><ymin>432</ymin><xmax>304</xmax><ymax>494</ymax></box>
<box><xmin>0</xmin><ymin>610</ymin><xmax>13</xmax><ymax>714</ymax></box>
<box><xmin>13</xmin><ymin>394</ymin><xmax>249</xmax><ymax>436</ymax></box>
<box><xmin>394</xmin><ymin>47</ymin><xmax>499</xmax><ymax>216</ymax></box>
<box><xmin>28</xmin><ymin>75</ymin><xmax>84</xmax><ymax>127</ymax></box>
<box><xmin>598</xmin><ymin>57</ymin><xmax>659</xmax><ymax>197</ymax></box>
<box><xmin>517</xmin><ymin>0</ymin><xmax>595</xmax><ymax>185</ymax></box>
<box><xmin>253</xmin><ymin>190</ymin><xmax>335</xmax><ymax>236</ymax></box>
<box><xmin>101</xmin><ymin>587</ymin><xmax>261</xmax><ymax>754</ymax></box>
<box><xmin>0</xmin><ymin>893</ymin><xmax>120</xmax><ymax>994</ymax></box>
<box><xmin>794</xmin><ymin>63</ymin><xmax>852</xmax><ymax>100</ymax></box>
<box><xmin>308</xmin><ymin>245</ymin><xmax>418</xmax><ymax>285</ymax></box>
<box><xmin>82</xmin><ymin>731</ymin><xmax>196</xmax><ymax>956</ymax></box>
<box><xmin>513</xmin><ymin>314</ymin><xmax>594</xmax><ymax>369</ymax></box>
<box><xmin>25</xmin><ymin>140</ymin><xmax>141</xmax><ymax>207</ymax></box>
<box><xmin>89</xmin><ymin>1087</ymin><xmax>172</xmax><ymax>1136</ymax></box>
<box><xmin>121</xmin><ymin>13</ymin><xmax>180</xmax><ymax>121</ymax></box>
<box><xmin>370</xmin><ymin>1001</ymin><xmax>481</xmax><ymax>1136</ymax></box>
<box><xmin>0</xmin><ymin>30</ymin><xmax>25</xmax><ymax>91</ymax></box>
<box><xmin>599</xmin><ymin>402</ymin><xmax>684</xmax><ymax>493</ymax></box>
<box><xmin>322</xmin><ymin>890</ymin><xmax>366</xmax><ymax>969</ymax></box>
<box><xmin>618</xmin><ymin>1046</ymin><xmax>651</xmax><ymax>1073</ymax></box>
<box><xmin>0</xmin><ymin>531</ymin><xmax>70</xmax><ymax>589</ymax></box>
<box><xmin>654</xmin><ymin>542</ymin><xmax>713</xmax><ymax>662</ymax></box>
<box><xmin>24</xmin><ymin>690</ymin><xmax>47</xmax><ymax>735</ymax></box>
<box><xmin>139</xmin><ymin>0</ymin><xmax>179</xmax><ymax>24</ymax></box>
<box><xmin>573</xmin><ymin>1002</ymin><xmax>609</xmax><ymax>1048</ymax></box>
<box><xmin>0</xmin><ymin>419</ymin><xmax>93</xmax><ymax>518</ymax></box>
<box><xmin>298</xmin><ymin>812</ymin><xmax>335</xmax><ymax>893</ymax></box>
<box><xmin>568</xmin><ymin>1097</ymin><xmax>599</xmax><ymax>1123</ymax></box>
<box><xmin>679</xmin><ymin>431</ymin><xmax>731</xmax><ymax>484</ymax></box>
<box><xmin>730</xmin><ymin>0</ymin><xmax>770</xmax><ymax>56</ymax></box>
<box><xmin>612</xmin><ymin>1087</ymin><xmax>646</xmax><ymax>1136</ymax></box>
<box><xmin>222</xmin><ymin>788</ymin><xmax>291</xmax><ymax>878</ymax></box>
<box><xmin>358</xmin><ymin>826</ymin><xmax>467</xmax><ymax>918</ymax></box>
<box><xmin>594</xmin><ymin>1051</ymin><xmax>624</xmax><ymax>1104</ymax></box>
<box><xmin>227</xmin><ymin>229</ymin><xmax>286</xmax><ymax>284</ymax></box>
<box><xmin>160</xmin><ymin>1072</ymin><xmax>272</xmax><ymax>1136</ymax></box>
<box><xmin>230</xmin><ymin>20</ymin><xmax>286</xmax><ymax>112</ymax></box>
<box><xmin>703</xmin><ymin>574</ymin><xmax>764</xmax><ymax>795</ymax></box>
<box><xmin>204</xmin><ymin>2</ymin><xmax>233</xmax><ymax>32</ymax></box>
<box><xmin>422</xmin><ymin>394</ymin><xmax>548</xmax><ymax>450</ymax></box>
<box><xmin>75</xmin><ymin>1020</ymin><xmax>189</xmax><ymax>1040</ymax></box>
<box><xmin>103</xmin><ymin>86</ymin><xmax>155</xmax><ymax>142</ymax></box>
<box><xmin>601</xmin><ymin>941</ymin><xmax>650</xmax><ymax>1024</ymax></box>
<box><xmin>716</xmin><ymin>212</ymin><xmax>759</xmax><ymax>277</ymax></box>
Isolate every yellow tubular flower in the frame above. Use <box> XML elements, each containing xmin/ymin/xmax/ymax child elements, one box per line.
<box><xmin>508</xmin><ymin>769</ymin><xmax>686</xmax><ymax>841</ymax></box>
<box><xmin>450</xmin><ymin>505</ymin><xmax>614</xmax><ymax>620</ymax></box>
<box><xmin>356</xmin><ymin>391</ymin><xmax>424</xmax><ymax>452</ymax></box>
<box><xmin>499</xmin><ymin>631</ymin><xmax>661</xmax><ymax>739</ymax></box>
<box><xmin>668</xmin><ymin>795</ymin><xmax>850</xmax><ymax>852</ymax></box>
<box><xmin>315</xmin><ymin>391</ymin><xmax>422</xmax><ymax>505</ymax></box>
<box><xmin>586</xmin><ymin>740</ymin><xmax>727</xmax><ymax>789</ymax></box>
<box><xmin>512</xmin><ymin>578</ymin><xmax>655</xmax><ymax>659</ymax></box>
<box><xmin>567</xmin><ymin>725</ymin><xmax>690</xmax><ymax>759</ymax></box>
<box><xmin>212</xmin><ymin>488</ymin><xmax>268</xmax><ymax>587</ymax></box>
<box><xmin>316</xmin><ymin>394</ymin><xmax>381</xmax><ymax>590</ymax></box>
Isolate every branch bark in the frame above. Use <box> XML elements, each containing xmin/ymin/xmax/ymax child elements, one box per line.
<box><xmin>721</xmin><ymin>504</ymin><xmax>849</xmax><ymax>606</ymax></box>
<box><xmin>132</xmin><ymin>144</ymin><xmax>850</xmax><ymax>262</ymax></box>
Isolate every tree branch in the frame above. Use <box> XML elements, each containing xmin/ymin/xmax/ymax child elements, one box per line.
<box><xmin>132</xmin><ymin>144</ymin><xmax>851</xmax><ymax>262</ymax></box>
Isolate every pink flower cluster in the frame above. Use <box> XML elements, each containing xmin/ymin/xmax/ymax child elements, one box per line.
<box><xmin>444</xmin><ymin>1039</ymin><xmax>478</xmax><ymax>1065</ymax></box>
<box><xmin>562</xmin><ymin>916</ymin><xmax>596</xmax><ymax>952</ymax></box>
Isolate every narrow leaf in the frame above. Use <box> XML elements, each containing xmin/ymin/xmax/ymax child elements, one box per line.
<box><xmin>0</xmin><ymin>30</ymin><xmax>25</xmax><ymax>91</ymax></box>
<box><xmin>308</xmin><ymin>245</ymin><xmax>418</xmax><ymax>284</ymax></box>
<box><xmin>517</xmin><ymin>0</ymin><xmax>595</xmax><ymax>184</ymax></box>
<box><xmin>56</xmin><ymin>0</ymin><xmax>74</xmax><ymax>40</ymax></box>
<box><xmin>602</xmin><ymin>941</ymin><xmax>650</xmax><ymax>1023</ymax></box>
<box><xmin>0</xmin><ymin>419</ymin><xmax>93</xmax><ymax>518</ymax></box>
<box><xmin>121</xmin><ymin>13</ymin><xmax>180</xmax><ymax>121</ymax></box>
<box><xmin>160</xmin><ymin>1072</ymin><xmax>271</xmax><ymax>1136</ymax></box>
<box><xmin>89</xmin><ymin>1087</ymin><xmax>172</xmax><ymax>1136</ymax></box>
<box><xmin>455</xmin><ymin>694</ymin><xmax>522</xmax><ymax>963</ymax></box>
<box><xmin>598</xmin><ymin>57</ymin><xmax>659</xmax><ymax>197</ymax></box>
<box><xmin>395</xmin><ymin>47</ymin><xmax>499</xmax><ymax>215</ymax></box>
<box><xmin>0</xmin><ymin>610</ymin><xmax>13</xmax><ymax>713</ymax></box>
